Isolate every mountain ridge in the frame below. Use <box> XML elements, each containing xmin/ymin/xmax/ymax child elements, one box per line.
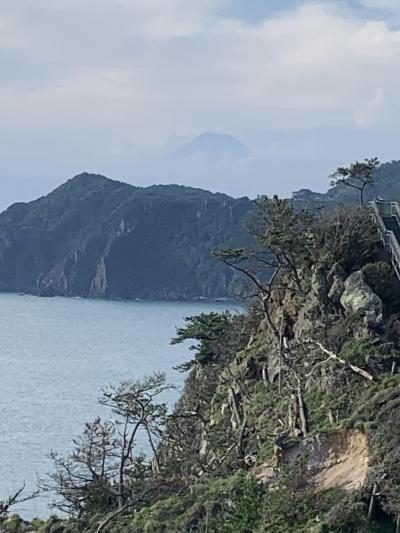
<box><xmin>0</xmin><ymin>173</ymin><xmax>252</xmax><ymax>300</ymax></box>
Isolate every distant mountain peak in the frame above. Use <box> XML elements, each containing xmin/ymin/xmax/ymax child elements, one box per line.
<box><xmin>175</xmin><ymin>132</ymin><xmax>249</xmax><ymax>158</ymax></box>
<box><xmin>68</xmin><ymin>172</ymin><xmax>121</xmax><ymax>186</ymax></box>
<box><xmin>50</xmin><ymin>172</ymin><xmax>128</xmax><ymax>198</ymax></box>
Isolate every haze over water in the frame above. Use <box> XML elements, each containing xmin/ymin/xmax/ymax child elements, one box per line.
<box><xmin>0</xmin><ymin>294</ymin><xmax>242</xmax><ymax>519</ymax></box>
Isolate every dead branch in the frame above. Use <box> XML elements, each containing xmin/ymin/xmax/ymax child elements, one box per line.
<box><xmin>305</xmin><ymin>338</ymin><xmax>373</xmax><ymax>381</ymax></box>
<box><xmin>96</xmin><ymin>504</ymin><xmax>130</xmax><ymax>533</ymax></box>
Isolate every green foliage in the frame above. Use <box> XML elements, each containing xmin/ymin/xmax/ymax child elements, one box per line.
<box><xmin>171</xmin><ymin>311</ymin><xmax>251</xmax><ymax>371</ymax></box>
<box><xmin>207</xmin><ymin>474</ymin><xmax>263</xmax><ymax>533</ymax></box>
<box><xmin>304</xmin><ymin>387</ymin><xmax>330</xmax><ymax>433</ymax></box>
<box><xmin>248</xmin><ymin>195</ymin><xmax>316</xmax><ymax>281</ymax></box>
<box><xmin>2</xmin><ymin>515</ymin><xmax>25</xmax><ymax>533</ymax></box>
<box><xmin>250</xmin><ymin>196</ymin><xmax>314</xmax><ymax>249</ymax></box>
<box><xmin>318</xmin><ymin>494</ymin><xmax>389</xmax><ymax>532</ymax></box>
<box><xmin>312</xmin><ymin>206</ymin><xmax>380</xmax><ymax>272</ymax></box>
<box><xmin>340</xmin><ymin>339</ymin><xmax>376</xmax><ymax>366</ymax></box>
<box><xmin>171</xmin><ymin>312</ymin><xmax>233</xmax><ymax>369</ymax></box>
<box><xmin>130</xmin><ymin>473</ymin><xmax>262</xmax><ymax>533</ymax></box>
<box><xmin>330</xmin><ymin>158</ymin><xmax>380</xmax><ymax>206</ymax></box>
<box><xmin>363</xmin><ymin>261</ymin><xmax>400</xmax><ymax>314</ymax></box>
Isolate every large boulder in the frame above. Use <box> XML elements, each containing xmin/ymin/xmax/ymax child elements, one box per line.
<box><xmin>340</xmin><ymin>271</ymin><xmax>383</xmax><ymax>325</ymax></box>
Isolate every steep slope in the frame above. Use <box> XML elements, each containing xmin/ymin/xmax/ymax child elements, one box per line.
<box><xmin>125</xmin><ymin>207</ymin><xmax>400</xmax><ymax>532</ymax></box>
<box><xmin>0</xmin><ymin>173</ymin><xmax>251</xmax><ymax>299</ymax></box>
<box><xmin>9</xmin><ymin>200</ymin><xmax>400</xmax><ymax>532</ymax></box>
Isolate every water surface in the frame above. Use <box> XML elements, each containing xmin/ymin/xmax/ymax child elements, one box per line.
<box><xmin>0</xmin><ymin>294</ymin><xmax>242</xmax><ymax>518</ymax></box>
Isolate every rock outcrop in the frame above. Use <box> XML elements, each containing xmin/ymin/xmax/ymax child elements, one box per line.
<box><xmin>340</xmin><ymin>270</ymin><xmax>383</xmax><ymax>327</ymax></box>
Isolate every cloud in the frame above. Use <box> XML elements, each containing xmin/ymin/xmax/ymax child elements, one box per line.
<box><xmin>354</xmin><ymin>87</ymin><xmax>387</xmax><ymax>126</ymax></box>
<box><xmin>221</xmin><ymin>5</ymin><xmax>400</xmax><ymax>118</ymax></box>
<box><xmin>0</xmin><ymin>13</ymin><xmax>27</xmax><ymax>50</ymax></box>
<box><xmin>1</xmin><ymin>2</ymin><xmax>398</xmax><ymax>127</ymax></box>
<box><xmin>0</xmin><ymin>0</ymin><xmax>400</xmax><ymax>203</ymax></box>
<box><xmin>360</xmin><ymin>0</ymin><xmax>400</xmax><ymax>11</ymax></box>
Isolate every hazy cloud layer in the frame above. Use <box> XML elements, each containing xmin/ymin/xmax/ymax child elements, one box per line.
<box><xmin>0</xmin><ymin>0</ymin><xmax>400</xmax><ymax>207</ymax></box>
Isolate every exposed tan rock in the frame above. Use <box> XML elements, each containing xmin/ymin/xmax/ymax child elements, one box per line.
<box><xmin>252</xmin><ymin>456</ymin><xmax>280</xmax><ymax>485</ymax></box>
<box><xmin>253</xmin><ymin>429</ymin><xmax>369</xmax><ymax>492</ymax></box>
<box><xmin>310</xmin><ymin>430</ymin><xmax>369</xmax><ymax>491</ymax></box>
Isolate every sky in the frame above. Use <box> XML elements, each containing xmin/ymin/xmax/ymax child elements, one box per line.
<box><xmin>1</xmin><ymin>0</ymin><xmax>400</xmax><ymax>208</ymax></box>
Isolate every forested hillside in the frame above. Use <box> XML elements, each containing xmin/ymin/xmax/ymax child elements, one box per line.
<box><xmin>0</xmin><ymin>174</ymin><xmax>251</xmax><ymax>300</ymax></box>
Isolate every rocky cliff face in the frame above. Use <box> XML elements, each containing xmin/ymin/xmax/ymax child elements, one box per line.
<box><xmin>0</xmin><ymin>174</ymin><xmax>251</xmax><ymax>299</ymax></box>
<box><xmin>130</xmin><ymin>210</ymin><xmax>400</xmax><ymax>532</ymax></box>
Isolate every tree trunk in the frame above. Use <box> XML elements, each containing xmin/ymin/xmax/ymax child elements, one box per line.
<box><xmin>262</xmin><ymin>363</ymin><xmax>268</xmax><ymax>385</ymax></box>
<box><xmin>118</xmin><ymin>419</ymin><xmax>142</xmax><ymax>509</ymax></box>
<box><xmin>229</xmin><ymin>387</ymin><xmax>242</xmax><ymax>428</ymax></box>
<box><xmin>261</xmin><ymin>296</ymin><xmax>279</xmax><ymax>340</ymax></box>
<box><xmin>396</xmin><ymin>512</ymin><xmax>400</xmax><ymax>533</ymax></box>
<box><xmin>297</xmin><ymin>386</ymin><xmax>308</xmax><ymax>436</ymax></box>
<box><xmin>278</xmin><ymin>315</ymin><xmax>283</xmax><ymax>395</ymax></box>
<box><xmin>118</xmin><ymin>458</ymin><xmax>126</xmax><ymax>509</ymax></box>
<box><xmin>145</xmin><ymin>425</ymin><xmax>160</xmax><ymax>474</ymax></box>
<box><xmin>288</xmin><ymin>403</ymin><xmax>293</xmax><ymax>435</ymax></box>
<box><xmin>367</xmin><ymin>482</ymin><xmax>378</xmax><ymax>522</ymax></box>
<box><xmin>237</xmin><ymin>415</ymin><xmax>247</xmax><ymax>459</ymax></box>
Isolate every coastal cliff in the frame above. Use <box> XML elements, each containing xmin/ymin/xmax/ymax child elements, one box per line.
<box><xmin>9</xmin><ymin>199</ymin><xmax>400</xmax><ymax>532</ymax></box>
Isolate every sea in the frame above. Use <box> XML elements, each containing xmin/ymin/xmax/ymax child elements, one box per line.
<box><xmin>0</xmin><ymin>294</ymin><xmax>242</xmax><ymax>519</ymax></box>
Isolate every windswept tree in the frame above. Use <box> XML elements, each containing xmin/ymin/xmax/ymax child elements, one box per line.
<box><xmin>330</xmin><ymin>157</ymin><xmax>380</xmax><ymax>206</ymax></box>
<box><xmin>44</xmin><ymin>373</ymin><xmax>171</xmax><ymax>520</ymax></box>
<box><xmin>215</xmin><ymin>196</ymin><xmax>315</xmax><ymax>336</ymax></box>
<box><xmin>99</xmin><ymin>372</ymin><xmax>170</xmax><ymax>509</ymax></box>
<box><xmin>171</xmin><ymin>311</ymin><xmax>249</xmax><ymax>371</ymax></box>
<box><xmin>43</xmin><ymin>418</ymin><xmax>118</xmax><ymax>516</ymax></box>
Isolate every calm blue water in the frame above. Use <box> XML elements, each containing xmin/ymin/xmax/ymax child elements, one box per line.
<box><xmin>0</xmin><ymin>294</ymin><xmax>242</xmax><ymax>519</ymax></box>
